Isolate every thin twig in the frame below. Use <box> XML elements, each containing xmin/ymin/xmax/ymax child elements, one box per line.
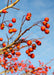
<box><xmin>7</xmin><ymin>0</ymin><xmax>9</xmax><ymax>7</ymax></box>
<box><xmin>19</xmin><ymin>16</ymin><xmax>26</xmax><ymax>35</ymax></box>
<box><xmin>12</xmin><ymin>7</ymin><xmax>20</xmax><ymax>10</ymax></box>
<box><xmin>2</xmin><ymin>14</ymin><xmax>5</xmax><ymax>23</ymax></box>
<box><xmin>11</xmin><ymin>0</ymin><xmax>12</xmax><ymax>4</ymax></box>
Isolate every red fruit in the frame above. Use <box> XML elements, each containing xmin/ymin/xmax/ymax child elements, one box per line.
<box><xmin>17</xmin><ymin>44</ymin><xmax>20</xmax><ymax>49</ymax></box>
<box><xmin>13</xmin><ymin>28</ymin><xmax>17</xmax><ymax>32</ymax></box>
<box><xmin>30</xmin><ymin>53</ymin><xmax>35</xmax><ymax>58</ymax></box>
<box><xmin>35</xmin><ymin>40</ymin><xmax>41</xmax><ymax>46</ymax></box>
<box><xmin>5</xmin><ymin>52</ymin><xmax>8</xmax><ymax>55</ymax></box>
<box><xmin>1</xmin><ymin>23</ymin><xmax>4</xmax><ymax>30</ymax></box>
<box><xmin>16</xmin><ymin>52</ymin><xmax>21</xmax><ymax>56</ymax></box>
<box><xmin>49</xmin><ymin>66</ymin><xmax>51</xmax><ymax>69</ymax></box>
<box><xmin>42</xmin><ymin>21</ymin><xmax>47</xmax><ymax>25</ymax></box>
<box><xmin>35</xmin><ymin>40</ymin><xmax>39</xmax><ymax>43</ymax></box>
<box><xmin>27</xmin><ymin>40</ymin><xmax>32</xmax><ymax>46</ymax></box>
<box><xmin>45</xmin><ymin>68</ymin><xmax>48</xmax><ymax>72</ymax></box>
<box><xmin>2</xmin><ymin>43</ymin><xmax>6</xmax><ymax>47</ymax></box>
<box><xmin>46</xmin><ymin>23</ymin><xmax>50</xmax><ymax>28</ymax></box>
<box><xmin>38</xmin><ymin>60</ymin><xmax>41</xmax><ymax>62</ymax></box>
<box><xmin>9</xmin><ymin>66</ymin><xmax>12</xmax><ymax>69</ymax></box>
<box><xmin>14</xmin><ymin>66</ymin><xmax>18</xmax><ymax>71</ymax></box>
<box><xmin>26</xmin><ymin>16</ymin><xmax>31</xmax><ymax>21</ymax></box>
<box><xmin>18</xmin><ymin>63</ymin><xmax>22</xmax><ymax>67</ymax></box>
<box><xmin>0</xmin><ymin>38</ymin><xmax>3</xmax><ymax>41</ymax></box>
<box><xmin>11</xmin><ymin>69</ymin><xmax>13</xmax><ymax>74</ymax></box>
<box><xmin>26</xmin><ymin>50</ymin><xmax>29</xmax><ymax>54</ymax></box>
<box><xmin>25</xmin><ymin>70</ymin><xmax>29</xmax><ymax>73</ymax></box>
<box><xmin>8</xmin><ymin>23</ymin><xmax>13</xmax><ymax>27</ymax></box>
<box><xmin>2</xmin><ymin>9</ymin><xmax>7</xmax><ymax>13</ymax></box>
<box><xmin>45</xmin><ymin>29</ymin><xmax>49</xmax><ymax>34</ymax></box>
<box><xmin>8</xmin><ymin>29</ymin><xmax>13</xmax><ymax>34</ymax></box>
<box><xmin>1</xmin><ymin>26</ymin><xmax>4</xmax><ymax>30</ymax></box>
<box><xmin>37</xmin><ymin>41</ymin><xmax>41</xmax><ymax>45</ymax></box>
<box><xmin>2</xmin><ymin>64</ymin><xmax>4</xmax><ymax>67</ymax></box>
<box><xmin>44</xmin><ymin>17</ymin><xmax>49</xmax><ymax>22</ymax></box>
<box><xmin>28</xmin><ymin>53</ymin><xmax>31</xmax><ymax>56</ymax></box>
<box><xmin>12</xmin><ymin>18</ymin><xmax>16</xmax><ymax>23</ymax></box>
<box><xmin>8</xmin><ymin>54</ymin><xmax>12</xmax><ymax>58</ymax></box>
<box><xmin>41</xmin><ymin>71</ymin><xmax>47</xmax><ymax>74</ymax></box>
<box><xmin>27</xmin><ymin>13</ymin><xmax>32</xmax><ymax>17</ymax></box>
<box><xmin>29</xmin><ymin>65</ymin><xmax>33</xmax><ymax>68</ymax></box>
<box><xmin>28</xmin><ymin>47</ymin><xmax>33</xmax><ymax>52</ymax></box>
<box><xmin>41</xmin><ymin>26</ymin><xmax>46</xmax><ymax>31</ymax></box>
<box><xmin>32</xmin><ymin>44</ymin><xmax>36</xmax><ymax>50</ymax></box>
<box><xmin>11</xmin><ymin>50</ymin><xmax>15</xmax><ymax>55</ymax></box>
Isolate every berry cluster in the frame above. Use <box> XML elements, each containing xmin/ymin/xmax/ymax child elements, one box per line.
<box><xmin>8</xmin><ymin>18</ymin><xmax>17</xmax><ymax>33</ymax></box>
<box><xmin>26</xmin><ymin>40</ymin><xmax>41</xmax><ymax>58</ymax></box>
<box><xmin>26</xmin><ymin>13</ymin><xmax>32</xmax><ymax>21</ymax></box>
<box><xmin>41</xmin><ymin>17</ymin><xmax>50</xmax><ymax>34</ymax></box>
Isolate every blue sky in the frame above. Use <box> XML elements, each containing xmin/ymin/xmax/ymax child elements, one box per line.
<box><xmin>0</xmin><ymin>0</ymin><xmax>54</xmax><ymax>75</ymax></box>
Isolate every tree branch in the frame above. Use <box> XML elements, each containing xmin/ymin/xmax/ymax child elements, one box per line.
<box><xmin>0</xmin><ymin>0</ymin><xmax>20</xmax><ymax>13</ymax></box>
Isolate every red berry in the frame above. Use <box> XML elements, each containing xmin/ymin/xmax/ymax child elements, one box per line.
<box><xmin>13</xmin><ymin>28</ymin><xmax>17</xmax><ymax>32</ymax></box>
<box><xmin>41</xmin><ymin>26</ymin><xmax>46</xmax><ymax>31</ymax></box>
<box><xmin>28</xmin><ymin>47</ymin><xmax>33</xmax><ymax>52</ymax></box>
<box><xmin>27</xmin><ymin>40</ymin><xmax>32</xmax><ymax>46</ymax></box>
<box><xmin>26</xmin><ymin>16</ymin><xmax>31</xmax><ymax>21</ymax></box>
<box><xmin>30</xmin><ymin>53</ymin><xmax>35</xmax><ymax>58</ymax></box>
<box><xmin>5</xmin><ymin>52</ymin><xmax>8</xmax><ymax>55</ymax></box>
<box><xmin>2</xmin><ymin>43</ymin><xmax>6</xmax><ymax>47</ymax></box>
<box><xmin>49</xmin><ymin>66</ymin><xmax>51</xmax><ymax>69</ymax></box>
<box><xmin>25</xmin><ymin>70</ymin><xmax>29</xmax><ymax>73</ymax></box>
<box><xmin>8</xmin><ymin>54</ymin><xmax>12</xmax><ymax>58</ymax></box>
<box><xmin>26</xmin><ymin>50</ymin><xmax>29</xmax><ymax>54</ymax></box>
<box><xmin>45</xmin><ymin>29</ymin><xmax>49</xmax><ymax>34</ymax></box>
<box><xmin>2</xmin><ymin>10</ymin><xmax>7</xmax><ymax>13</ymax></box>
<box><xmin>44</xmin><ymin>17</ymin><xmax>49</xmax><ymax>22</ymax></box>
<box><xmin>32</xmin><ymin>44</ymin><xmax>36</xmax><ymax>49</ymax></box>
<box><xmin>46</xmin><ymin>23</ymin><xmax>50</xmax><ymax>28</ymax></box>
<box><xmin>37</xmin><ymin>41</ymin><xmax>41</xmax><ymax>45</ymax></box>
<box><xmin>0</xmin><ymin>23</ymin><xmax>4</xmax><ymax>30</ymax></box>
<box><xmin>11</xmin><ymin>50</ymin><xmax>15</xmax><ymax>55</ymax></box>
<box><xmin>12</xmin><ymin>18</ymin><xmax>16</xmax><ymax>23</ymax></box>
<box><xmin>11</xmin><ymin>69</ymin><xmax>13</xmax><ymax>73</ymax></box>
<box><xmin>8</xmin><ymin>23</ymin><xmax>13</xmax><ymax>27</ymax></box>
<box><xmin>27</xmin><ymin>13</ymin><xmax>32</xmax><ymax>17</ymax></box>
<box><xmin>28</xmin><ymin>53</ymin><xmax>31</xmax><ymax>56</ymax></box>
<box><xmin>0</xmin><ymin>38</ymin><xmax>3</xmax><ymax>41</ymax></box>
<box><xmin>8</xmin><ymin>29</ymin><xmax>13</xmax><ymax>34</ymax></box>
<box><xmin>42</xmin><ymin>21</ymin><xmax>47</xmax><ymax>25</ymax></box>
<box><xmin>35</xmin><ymin>40</ymin><xmax>39</xmax><ymax>43</ymax></box>
<box><xmin>35</xmin><ymin>40</ymin><xmax>41</xmax><ymax>46</ymax></box>
<box><xmin>16</xmin><ymin>52</ymin><xmax>21</xmax><ymax>56</ymax></box>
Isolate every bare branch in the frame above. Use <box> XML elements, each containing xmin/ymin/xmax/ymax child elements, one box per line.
<box><xmin>11</xmin><ymin>0</ymin><xmax>12</xmax><ymax>4</ymax></box>
<box><xmin>19</xmin><ymin>17</ymin><xmax>26</xmax><ymax>35</ymax></box>
<box><xmin>12</xmin><ymin>7</ymin><xmax>20</xmax><ymax>10</ymax></box>
<box><xmin>2</xmin><ymin>14</ymin><xmax>5</xmax><ymax>23</ymax></box>
<box><xmin>7</xmin><ymin>0</ymin><xmax>9</xmax><ymax>7</ymax></box>
<box><xmin>0</xmin><ymin>0</ymin><xmax>20</xmax><ymax>13</ymax></box>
